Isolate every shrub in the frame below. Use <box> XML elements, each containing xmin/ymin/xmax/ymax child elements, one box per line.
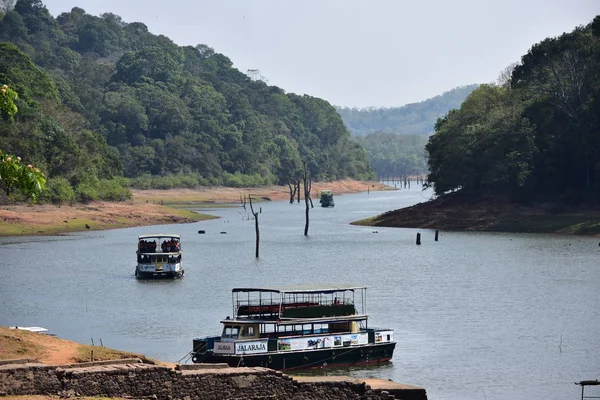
<box><xmin>97</xmin><ymin>179</ymin><xmax>132</xmax><ymax>201</ymax></box>
<box><xmin>40</xmin><ymin>176</ymin><xmax>75</xmax><ymax>204</ymax></box>
<box><xmin>75</xmin><ymin>182</ymin><xmax>99</xmax><ymax>203</ymax></box>
<box><xmin>221</xmin><ymin>172</ymin><xmax>268</xmax><ymax>187</ymax></box>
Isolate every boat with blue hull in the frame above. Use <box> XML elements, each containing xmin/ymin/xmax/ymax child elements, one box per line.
<box><xmin>135</xmin><ymin>234</ymin><xmax>183</xmax><ymax>279</ymax></box>
<box><xmin>191</xmin><ymin>284</ymin><xmax>395</xmax><ymax>370</ymax></box>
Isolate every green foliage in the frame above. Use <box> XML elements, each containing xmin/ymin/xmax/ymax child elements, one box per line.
<box><xmin>338</xmin><ymin>85</ymin><xmax>477</xmax><ymax>180</ymax></box>
<box><xmin>426</xmin><ymin>17</ymin><xmax>600</xmax><ymax>203</ymax></box>
<box><xmin>337</xmin><ymin>85</ymin><xmax>479</xmax><ymax>136</ymax></box>
<box><xmin>97</xmin><ymin>178</ymin><xmax>131</xmax><ymax>201</ymax></box>
<box><xmin>0</xmin><ymin>42</ymin><xmax>59</xmax><ymax>102</ymax></box>
<box><xmin>127</xmin><ymin>173</ymin><xmax>211</xmax><ymax>189</ymax></box>
<box><xmin>0</xmin><ymin>82</ymin><xmax>18</xmax><ymax>118</ymax></box>
<box><xmin>0</xmin><ymin>81</ymin><xmax>47</xmax><ymax>202</ymax></box>
<box><xmin>356</xmin><ymin>133</ymin><xmax>428</xmax><ymax>178</ymax></box>
<box><xmin>0</xmin><ymin>149</ymin><xmax>46</xmax><ymax>201</ymax></box>
<box><xmin>75</xmin><ymin>181</ymin><xmax>98</xmax><ymax>203</ymax></box>
<box><xmin>0</xmin><ymin>1</ymin><xmax>376</xmax><ymax>204</ymax></box>
<box><xmin>221</xmin><ymin>171</ymin><xmax>268</xmax><ymax>187</ymax></box>
<box><xmin>40</xmin><ymin>175</ymin><xmax>74</xmax><ymax>203</ymax></box>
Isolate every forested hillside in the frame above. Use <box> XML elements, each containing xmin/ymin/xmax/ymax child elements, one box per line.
<box><xmin>0</xmin><ymin>0</ymin><xmax>374</xmax><ymax>202</ymax></box>
<box><xmin>337</xmin><ymin>84</ymin><xmax>478</xmax><ymax>136</ymax></box>
<box><xmin>426</xmin><ymin>16</ymin><xmax>600</xmax><ymax>203</ymax></box>
<box><xmin>339</xmin><ymin>85</ymin><xmax>478</xmax><ymax>179</ymax></box>
<box><xmin>354</xmin><ymin>133</ymin><xmax>428</xmax><ymax>179</ymax></box>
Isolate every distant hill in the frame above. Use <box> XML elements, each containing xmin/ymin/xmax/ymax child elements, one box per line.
<box><xmin>337</xmin><ymin>84</ymin><xmax>479</xmax><ymax>136</ymax></box>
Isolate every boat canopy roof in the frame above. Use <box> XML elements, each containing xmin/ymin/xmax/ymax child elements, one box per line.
<box><xmin>138</xmin><ymin>234</ymin><xmax>181</xmax><ymax>240</ymax></box>
<box><xmin>321</xmin><ymin>190</ymin><xmax>333</xmax><ymax>195</ymax></box>
<box><xmin>222</xmin><ymin>314</ymin><xmax>368</xmax><ymax>325</ymax></box>
<box><xmin>232</xmin><ymin>283</ymin><xmax>365</xmax><ymax>294</ymax></box>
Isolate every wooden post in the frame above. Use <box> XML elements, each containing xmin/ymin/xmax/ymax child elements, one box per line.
<box><xmin>435</xmin><ymin>230</ymin><xmax>439</xmax><ymax>241</ymax></box>
<box><xmin>416</xmin><ymin>232</ymin><xmax>421</xmax><ymax>245</ymax></box>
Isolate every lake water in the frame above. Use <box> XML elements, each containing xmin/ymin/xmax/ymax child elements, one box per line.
<box><xmin>1</xmin><ymin>185</ymin><xmax>598</xmax><ymax>400</ymax></box>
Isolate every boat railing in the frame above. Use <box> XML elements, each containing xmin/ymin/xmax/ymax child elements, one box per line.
<box><xmin>235</xmin><ymin>300</ymin><xmax>356</xmax><ymax>319</ymax></box>
<box><xmin>137</xmin><ymin>253</ymin><xmax>182</xmax><ymax>264</ymax></box>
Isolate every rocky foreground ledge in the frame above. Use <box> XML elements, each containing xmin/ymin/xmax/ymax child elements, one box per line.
<box><xmin>0</xmin><ymin>358</ymin><xmax>427</xmax><ymax>400</ymax></box>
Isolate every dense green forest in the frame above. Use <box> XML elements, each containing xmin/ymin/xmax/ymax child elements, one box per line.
<box><xmin>354</xmin><ymin>133</ymin><xmax>428</xmax><ymax>179</ymax></box>
<box><xmin>339</xmin><ymin>85</ymin><xmax>478</xmax><ymax>179</ymax></box>
<box><xmin>337</xmin><ymin>84</ymin><xmax>478</xmax><ymax>137</ymax></box>
<box><xmin>0</xmin><ymin>0</ymin><xmax>374</xmax><ymax>203</ymax></box>
<box><xmin>426</xmin><ymin>16</ymin><xmax>600</xmax><ymax>203</ymax></box>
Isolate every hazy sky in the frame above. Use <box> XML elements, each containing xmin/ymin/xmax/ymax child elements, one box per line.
<box><xmin>41</xmin><ymin>0</ymin><xmax>598</xmax><ymax>108</ymax></box>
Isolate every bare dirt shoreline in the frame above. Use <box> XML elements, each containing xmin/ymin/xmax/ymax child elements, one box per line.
<box><xmin>352</xmin><ymin>189</ymin><xmax>600</xmax><ymax>236</ymax></box>
<box><xmin>0</xmin><ymin>180</ymin><xmax>391</xmax><ymax>236</ymax></box>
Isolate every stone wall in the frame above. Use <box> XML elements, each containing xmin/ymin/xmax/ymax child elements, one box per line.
<box><xmin>0</xmin><ymin>360</ymin><xmax>426</xmax><ymax>400</ymax></box>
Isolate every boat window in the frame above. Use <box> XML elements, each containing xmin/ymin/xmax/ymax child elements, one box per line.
<box><xmin>242</xmin><ymin>326</ymin><xmax>255</xmax><ymax>337</ymax></box>
<box><xmin>222</xmin><ymin>326</ymin><xmax>240</xmax><ymax>339</ymax></box>
<box><xmin>314</xmin><ymin>323</ymin><xmax>328</xmax><ymax>334</ymax></box>
<box><xmin>260</xmin><ymin>324</ymin><xmax>276</xmax><ymax>334</ymax></box>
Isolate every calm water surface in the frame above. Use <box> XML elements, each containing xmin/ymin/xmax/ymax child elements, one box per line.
<box><xmin>1</xmin><ymin>186</ymin><xmax>598</xmax><ymax>400</ymax></box>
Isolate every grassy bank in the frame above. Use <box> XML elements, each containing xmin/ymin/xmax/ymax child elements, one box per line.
<box><xmin>0</xmin><ymin>327</ymin><xmax>149</xmax><ymax>365</ymax></box>
<box><xmin>0</xmin><ymin>180</ymin><xmax>390</xmax><ymax>237</ymax></box>
<box><xmin>0</xmin><ymin>202</ymin><xmax>215</xmax><ymax>237</ymax></box>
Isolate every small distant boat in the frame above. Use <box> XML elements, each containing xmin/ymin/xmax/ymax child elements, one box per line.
<box><xmin>191</xmin><ymin>284</ymin><xmax>395</xmax><ymax>370</ymax></box>
<box><xmin>9</xmin><ymin>326</ymin><xmax>55</xmax><ymax>336</ymax></box>
<box><xmin>319</xmin><ymin>190</ymin><xmax>335</xmax><ymax>207</ymax></box>
<box><xmin>135</xmin><ymin>234</ymin><xmax>184</xmax><ymax>279</ymax></box>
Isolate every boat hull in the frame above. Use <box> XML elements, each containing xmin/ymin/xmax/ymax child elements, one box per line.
<box><xmin>192</xmin><ymin>342</ymin><xmax>395</xmax><ymax>371</ymax></box>
<box><xmin>135</xmin><ymin>269</ymin><xmax>184</xmax><ymax>279</ymax></box>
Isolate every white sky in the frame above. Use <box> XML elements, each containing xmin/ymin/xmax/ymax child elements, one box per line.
<box><xmin>41</xmin><ymin>0</ymin><xmax>599</xmax><ymax>108</ymax></box>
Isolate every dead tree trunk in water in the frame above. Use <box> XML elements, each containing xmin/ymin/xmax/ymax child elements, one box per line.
<box><xmin>296</xmin><ymin>180</ymin><xmax>301</xmax><ymax>203</ymax></box>
<box><xmin>249</xmin><ymin>196</ymin><xmax>259</xmax><ymax>258</ymax></box>
<box><xmin>287</xmin><ymin>182</ymin><xmax>297</xmax><ymax>204</ymax></box>
<box><xmin>303</xmin><ymin>162</ymin><xmax>311</xmax><ymax>236</ymax></box>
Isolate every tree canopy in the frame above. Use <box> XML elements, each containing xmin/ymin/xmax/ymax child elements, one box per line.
<box><xmin>0</xmin><ymin>82</ymin><xmax>46</xmax><ymax>201</ymax></box>
<box><xmin>0</xmin><ymin>0</ymin><xmax>375</xmax><ymax>203</ymax></box>
<box><xmin>337</xmin><ymin>84</ymin><xmax>479</xmax><ymax>137</ymax></box>
<box><xmin>425</xmin><ymin>18</ymin><xmax>600</xmax><ymax>204</ymax></box>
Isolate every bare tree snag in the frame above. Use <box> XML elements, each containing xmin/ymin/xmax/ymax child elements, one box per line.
<box><xmin>306</xmin><ymin>172</ymin><xmax>314</xmax><ymax>208</ymax></box>
<box><xmin>303</xmin><ymin>161</ymin><xmax>310</xmax><ymax>236</ymax></box>
<box><xmin>248</xmin><ymin>195</ymin><xmax>260</xmax><ymax>258</ymax></box>
<box><xmin>287</xmin><ymin>182</ymin><xmax>297</xmax><ymax>204</ymax></box>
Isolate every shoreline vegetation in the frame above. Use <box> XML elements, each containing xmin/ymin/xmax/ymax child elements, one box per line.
<box><xmin>0</xmin><ymin>180</ymin><xmax>391</xmax><ymax>236</ymax></box>
<box><xmin>2</xmin><ymin>180</ymin><xmax>599</xmax><ymax>237</ymax></box>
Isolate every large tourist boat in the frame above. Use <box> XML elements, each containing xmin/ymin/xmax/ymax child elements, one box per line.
<box><xmin>135</xmin><ymin>234</ymin><xmax>183</xmax><ymax>279</ymax></box>
<box><xmin>191</xmin><ymin>284</ymin><xmax>395</xmax><ymax>370</ymax></box>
